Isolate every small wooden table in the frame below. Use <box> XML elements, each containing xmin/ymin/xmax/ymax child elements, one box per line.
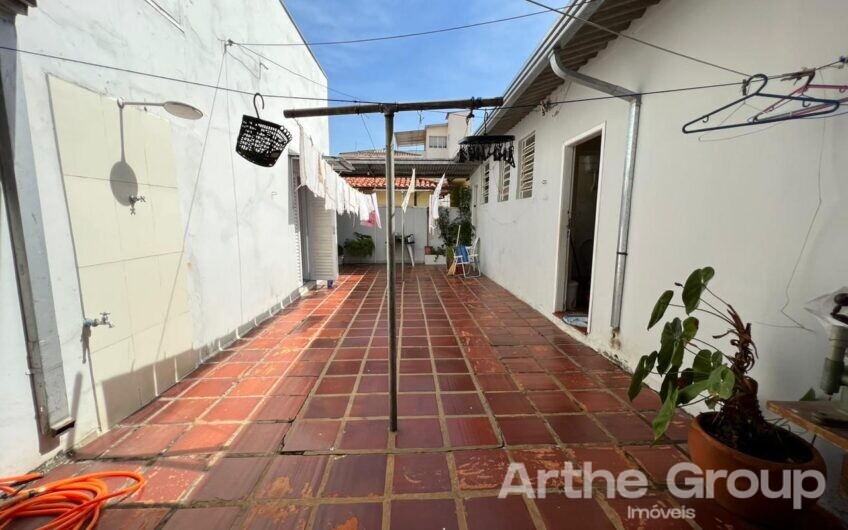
<box><xmin>767</xmin><ymin>400</ymin><xmax>848</xmax><ymax>451</ymax></box>
<box><xmin>768</xmin><ymin>400</ymin><xmax>848</xmax><ymax>497</ymax></box>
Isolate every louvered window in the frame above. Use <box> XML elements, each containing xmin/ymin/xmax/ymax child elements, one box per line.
<box><xmin>518</xmin><ymin>133</ymin><xmax>535</xmax><ymax>199</ymax></box>
<box><xmin>499</xmin><ymin>162</ymin><xmax>510</xmax><ymax>202</ymax></box>
<box><xmin>482</xmin><ymin>162</ymin><xmax>490</xmax><ymax>203</ymax></box>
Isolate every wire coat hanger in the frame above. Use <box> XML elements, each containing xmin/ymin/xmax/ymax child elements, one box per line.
<box><xmin>682</xmin><ymin>74</ymin><xmax>841</xmax><ymax>134</ymax></box>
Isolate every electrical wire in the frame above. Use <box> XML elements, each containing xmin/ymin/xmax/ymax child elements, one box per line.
<box><xmin>0</xmin><ymin>471</ymin><xmax>145</xmax><ymax>530</ymax></box>
<box><xmin>525</xmin><ymin>0</ymin><xmax>750</xmax><ymax>77</ymax></box>
<box><xmin>231</xmin><ymin>2</ymin><xmax>585</xmax><ymax>47</ymax></box>
<box><xmin>0</xmin><ymin>45</ymin><xmax>370</xmax><ymax>104</ymax></box>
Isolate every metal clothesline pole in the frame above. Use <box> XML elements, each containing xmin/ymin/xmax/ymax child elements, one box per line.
<box><xmin>284</xmin><ymin>96</ymin><xmax>503</xmax><ymax>434</ymax></box>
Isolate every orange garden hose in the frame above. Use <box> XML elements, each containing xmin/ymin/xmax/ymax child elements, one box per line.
<box><xmin>0</xmin><ymin>471</ymin><xmax>145</xmax><ymax>530</ymax></box>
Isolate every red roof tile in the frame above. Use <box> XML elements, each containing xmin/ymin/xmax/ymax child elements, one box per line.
<box><xmin>343</xmin><ymin>177</ymin><xmax>442</xmax><ymax>191</ymax></box>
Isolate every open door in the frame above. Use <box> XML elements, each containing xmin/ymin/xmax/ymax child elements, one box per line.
<box><xmin>303</xmin><ymin>192</ymin><xmax>339</xmax><ymax>281</ymax></box>
<box><xmin>556</xmin><ymin>132</ymin><xmax>602</xmax><ymax>333</ymax></box>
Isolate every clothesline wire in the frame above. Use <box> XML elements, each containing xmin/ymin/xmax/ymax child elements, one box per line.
<box><xmin>0</xmin><ymin>45</ymin><xmax>370</xmax><ymax>104</ymax></box>
<box><xmin>1</xmin><ymin>45</ymin><xmax>843</xmax><ymax>119</ymax></box>
<box><xmin>230</xmin><ymin>2</ymin><xmax>584</xmax><ymax>47</ymax></box>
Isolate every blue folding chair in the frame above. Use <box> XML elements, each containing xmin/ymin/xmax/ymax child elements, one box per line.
<box><xmin>454</xmin><ymin>237</ymin><xmax>480</xmax><ymax>278</ymax></box>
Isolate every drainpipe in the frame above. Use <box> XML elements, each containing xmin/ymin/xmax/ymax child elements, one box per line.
<box><xmin>548</xmin><ymin>52</ymin><xmax>641</xmax><ymax>334</ymax></box>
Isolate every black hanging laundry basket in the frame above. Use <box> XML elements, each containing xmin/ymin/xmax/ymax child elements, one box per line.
<box><xmin>236</xmin><ymin>93</ymin><xmax>293</xmax><ymax>167</ymax></box>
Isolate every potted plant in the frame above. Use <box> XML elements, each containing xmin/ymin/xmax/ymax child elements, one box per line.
<box><xmin>629</xmin><ymin>267</ymin><xmax>825</xmax><ymax>525</ymax></box>
<box><xmin>343</xmin><ymin>232</ymin><xmax>375</xmax><ymax>261</ymax></box>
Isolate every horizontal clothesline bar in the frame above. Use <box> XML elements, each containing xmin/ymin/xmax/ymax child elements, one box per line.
<box><xmin>284</xmin><ymin>97</ymin><xmax>504</xmax><ymax>118</ymax></box>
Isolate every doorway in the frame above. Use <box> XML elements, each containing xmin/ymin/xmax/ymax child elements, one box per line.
<box><xmin>556</xmin><ymin>132</ymin><xmax>602</xmax><ymax>333</ymax></box>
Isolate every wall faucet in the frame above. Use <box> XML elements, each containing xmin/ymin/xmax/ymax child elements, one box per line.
<box><xmin>84</xmin><ymin>312</ymin><xmax>115</xmax><ymax>329</ymax></box>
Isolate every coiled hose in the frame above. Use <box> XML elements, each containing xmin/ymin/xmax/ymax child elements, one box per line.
<box><xmin>0</xmin><ymin>471</ymin><xmax>145</xmax><ymax>530</ymax></box>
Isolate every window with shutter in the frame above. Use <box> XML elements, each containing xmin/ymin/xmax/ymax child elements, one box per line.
<box><xmin>482</xmin><ymin>162</ymin><xmax>490</xmax><ymax>204</ymax></box>
<box><xmin>499</xmin><ymin>162</ymin><xmax>511</xmax><ymax>202</ymax></box>
<box><xmin>518</xmin><ymin>133</ymin><xmax>535</xmax><ymax>199</ymax></box>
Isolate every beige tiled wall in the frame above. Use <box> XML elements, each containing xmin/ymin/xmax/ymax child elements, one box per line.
<box><xmin>49</xmin><ymin>76</ymin><xmax>194</xmax><ymax>427</ymax></box>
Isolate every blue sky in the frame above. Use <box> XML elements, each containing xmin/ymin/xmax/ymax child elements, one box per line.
<box><xmin>285</xmin><ymin>0</ymin><xmax>560</xmax><ymax>154</ymax></box>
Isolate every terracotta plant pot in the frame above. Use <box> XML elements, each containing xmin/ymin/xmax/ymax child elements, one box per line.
<box><xmin>424</xmin><ymin>245</ymin><xmax>433</xmax><ymax>255</ymax></box>
<box><xmin>688</xmin><ymin>412</ymin><xmax>826</xmax><ymax>526</ymax></box>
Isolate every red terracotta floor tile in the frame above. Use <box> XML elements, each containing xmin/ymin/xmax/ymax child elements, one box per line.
<box><xmin>133</xmin><ymin>457</ymin><xmax>206</xmax><ymax>503</ymax></box>
<box><xmin>476</xmin><ymin>374</ymin><xmax>518</xmax><ymax>391</ymax></box>
<box><xmin>254</xmin><ymin>455</ymin><xmax>327</xmax><ymax>499</ymax></box>
<box><xmin>485</xmin><ymin>392</ymin><xmax>535</xmax><ymax>415</ymax></box>
<box><xmin>151</xmin><ymin>398</ymin><xmax>216</xmax><ymax>424</ymax></box>
<box><xmin>510</xmin><ymin>448</ymin><xmax>568</xmax><ymax>488</ymax></box>
<box><xmin>202</xmin><ymin>397</ymin><xmax>262</xmax><ymax>422</ymax></box>
<box><xmin>161</xmin><ymin>507</ymin><xmax>242</xmax><ymax>530</ymax></box>
<box><xmin>446</xmin><ymin>416</ymin><xmax>499</xmax><ymax>447</ymax></box>
<box><xmin>398</xmin><ymin>393</ymin><xmax>438</xmax><ymax>416</ymax></box>
<box><xmin>105</xmin><ymin>424</ymin><xmax>187</xmax><ymax>458</ymax></box>
<box><xmin>254</xmin><ymin>395</ymin><xmax>306</xmax><ymax>421</ymax></box>
<box><xmin>399</xmin><ymin>374</ymin><xmax>436</xmax><ymax>392</ymax></box>
<box><xmin>97</xmin><ymin>508</ymin><xmax>169</xmax><ymax>530</ymax></box>
<box><xmin>209</xmin><ymin>362</ymin><xmax>252</xmax><ymax>378</ymax></box>
<box><xmin>120</xmin><ymin>400</ymin><xmax>169</xmax><ymax>425</ymax></box>
<box><xmin>512</xmin><ymin>373</ymin><xmax>559</xmax><ymax>391</ymax></box>
<box><xmin>282</xmin><ymin>420</ymin><xmax>341</xmax><ymax>451</ymax></box>
<box><xmin>240</xmin><ymin>504</ymin><xmax>311</xmax><ymax>530</ymax></box>
<box><xmin>326</xmin><ymin>360</ymin><xmax>362</xmax><ymax>375</ymax></box>
<box><xmin>546</xmin><ymin>414</ymin><xmax>612</xmax><ymax>444</ymax></box>
<box><xmin>273</xmin><ymin>376</ymin><xmax>317</xmax><ymax>395</ymax></box>
<box><xmin>565</xmin><ymin>446</ymin><xmax>634</xmax><ymax>475</ymax></box>
<box><xmin>322</xmin><ymin>454</ymin><xmax>387</xmax><ymax>498</ymax></box>
<box><xmin>464</xmin><ymin>496</ymin><xmax>535</xmax><ymax>530</ymax></box>
<box><xmin>313</xmin><ymin>503</ymin><xmax>383</xmax><ymax>530</ymax></box>
<box><xmin>555</xmin><ymin>372</ymin><xmax>601</xmax><ymax>390</ymax></box>
<box><xmin>441</xmin><ymin>392</ymin><xmax>484</xmax><ymax>415</ymax></box>
<box><xmin>302</xmin><ymin>395</ymin><xmax>350</xmax><ymax>419</ymax></box>
<box><xmin>350</xmin><ymin>394</ymin><xmax>389</xmax><ymax>417</ymax></box>
<box><xmin>357</xmin><ymin>375</ymin><xmax>390</xmax><ymax>393</ymax></box>
<box><xmin>182</xmin><ymin>378</ymin><xmax>236</xmax><ymax>398</ymax></box>
<box><xmin>626</xmin><ymin>445</ymin><xmax>690</xmax><ymax>485</ymax></box>
<box><xmin>75</xmin><ymin>426</ymin><xmax>133</xmax><ymax>458</ymax></box>
<box><xmin>453</xmin><ymin>449</ymin><xmax>511</xmax><ymax>490</ymax></box>
<box><xmin>572</xmin><ymin>390</ymin><xmax>628</xmax><ymax>412</ymax></box>
<box><xmin>497</xmin><ymin>416</ymin><xmax>555</xmax><ymax>445</ymax></box>
<box><xmin>315</xmin><ymin>376</ymin><xmax>357</xmax><ymax>395</ymax></box>
<box><xmin>396</xmin><ymin>418</ymin><xmax>444</xmax><ymax>449</ymax></box>
<box><xmin>338</xmin><ymin>419</ymin><xmax>389</xmax><ymax>450</ymax></box>
<box><xmin>167</xmin><ymin>423</ymin><xmax>240</xmax><ymax>455</ymax></box>
<box><xmin>527</xmin><ymin>391</ymin><xmax>580</xmax><ymax>414</ymax></box>
<box><xmin>606</xmin><ymin>493</ymin><xmax>693</xmax><ymax>530</ymax></box>
<box><xmin>230</xmin><ymin>377</ymin><xmax>276</xmax><ymax>397</ymax></box>
<box><xmin>392</xmin><ymin>453</ymin><xmax>451</xmax><ymax>494</ymax></box>
<box><xmin>391</xmin><ymin>499</ymin><xmax>460</xmax><ymax>530</ymax></box>
<box><xmin>229</xmin><ymin>422</ymin><xmax>289</xmax><ymax>454</ymax></box>
<box><xmin>535</xmin><ymin>496</ymin><xmax>617</xmax><ymax>530</ymax></box>
<box><xmin>596</xmin><ymin>413</ymin><xmax>655</xmax><ymax>443</ymax></box>
<box><xmin>438</xmin><ymin>374</ymin><xmax>476</xmax><ymax>391</ymax></box>
<box><xmin>190</xmin><ymin>456</ymin><xmax>268</xmax><ymax>501</ymax></box>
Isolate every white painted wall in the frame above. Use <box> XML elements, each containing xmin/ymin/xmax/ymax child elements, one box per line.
<box><xmin>470</xmin><ymin>0</ymin><xmax>848</xmax><ymax>489</ymax></box>
<box><xmin>338</xmin><ymin>207</ymin><xmax>432</xmax><ymax>265</ymax></box>
<box><xmin>0</xmin><ymin>0</ymin><xmax>328</xmax><ymax>474</ymax></box>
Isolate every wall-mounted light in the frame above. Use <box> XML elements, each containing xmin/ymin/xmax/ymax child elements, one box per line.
<box><xmin>117</xmin><ymin>97</ymin><xmax>203</xmax><ymax>120</ymax></box>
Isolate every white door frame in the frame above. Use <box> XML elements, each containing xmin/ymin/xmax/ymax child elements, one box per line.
<box><xmin>552</xmin><ymin>123</ymin><xmax>607</xmax><ymax>334</ymax></box>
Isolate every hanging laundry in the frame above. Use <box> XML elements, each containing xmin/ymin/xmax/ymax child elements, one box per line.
<box><xmin>401</xmin><ymin>169</ymin><xmax>416</xmax><ymax>213</ymax></box>
<box><xmin>298</xmin><ymin>125</ymin><xmax>320</xmax><ymax>195</ymax></box>
<box><xmin>358</xmin><ymin>193</ymin><xmax>372</xmax><ymax>223</ymax></box>
<box><xmin>315</xmin><ymin>153</ymin><xmax>326</xmax><ymax>198</ymax></box>
<box><xmin>369</xmin><ymin>193</ymin><xmax>382</xmax><ymax>229</ymax></box>
<box><xmin>323</xmin><ymin>161</ymin><xmax>337</xmax><ymax>211</ymax></box>
<box><xmin>429</xmin><ymin>173</ymin><xmax>446</xmax><ymax>235</ymax></box>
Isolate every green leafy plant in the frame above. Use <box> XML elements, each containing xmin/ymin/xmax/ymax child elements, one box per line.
<box><xmin>437</xmin><ymin>185</ymin><xmax>474</xmax><ymax>248</ymax></box>
<box><xmin>343</xmin><ymin>232</ymin><xmax>375</xmax><ymax>259</ymax></box>
<box><xmin>630</xmin><ymin>267</ymin><xmax>793</xmax><ymax>460</ymax></box>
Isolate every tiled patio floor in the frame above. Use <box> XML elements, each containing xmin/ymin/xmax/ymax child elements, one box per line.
<box><xmin>19</xmin><ymin>266</ymin><xmax>845</xmax><ymax>529</ymax></box>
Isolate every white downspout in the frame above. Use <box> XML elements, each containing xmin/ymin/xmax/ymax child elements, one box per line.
<box><xmin>548</xmin><ymin>52</ymin><xmax>641</xmax><ymax>335</ymax></box>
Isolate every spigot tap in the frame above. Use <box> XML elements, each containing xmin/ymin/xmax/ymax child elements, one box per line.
<box><xmin>84</xmin><ymin>312</ymin><xmax>115</xmax><ymax>329</ymax></box>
